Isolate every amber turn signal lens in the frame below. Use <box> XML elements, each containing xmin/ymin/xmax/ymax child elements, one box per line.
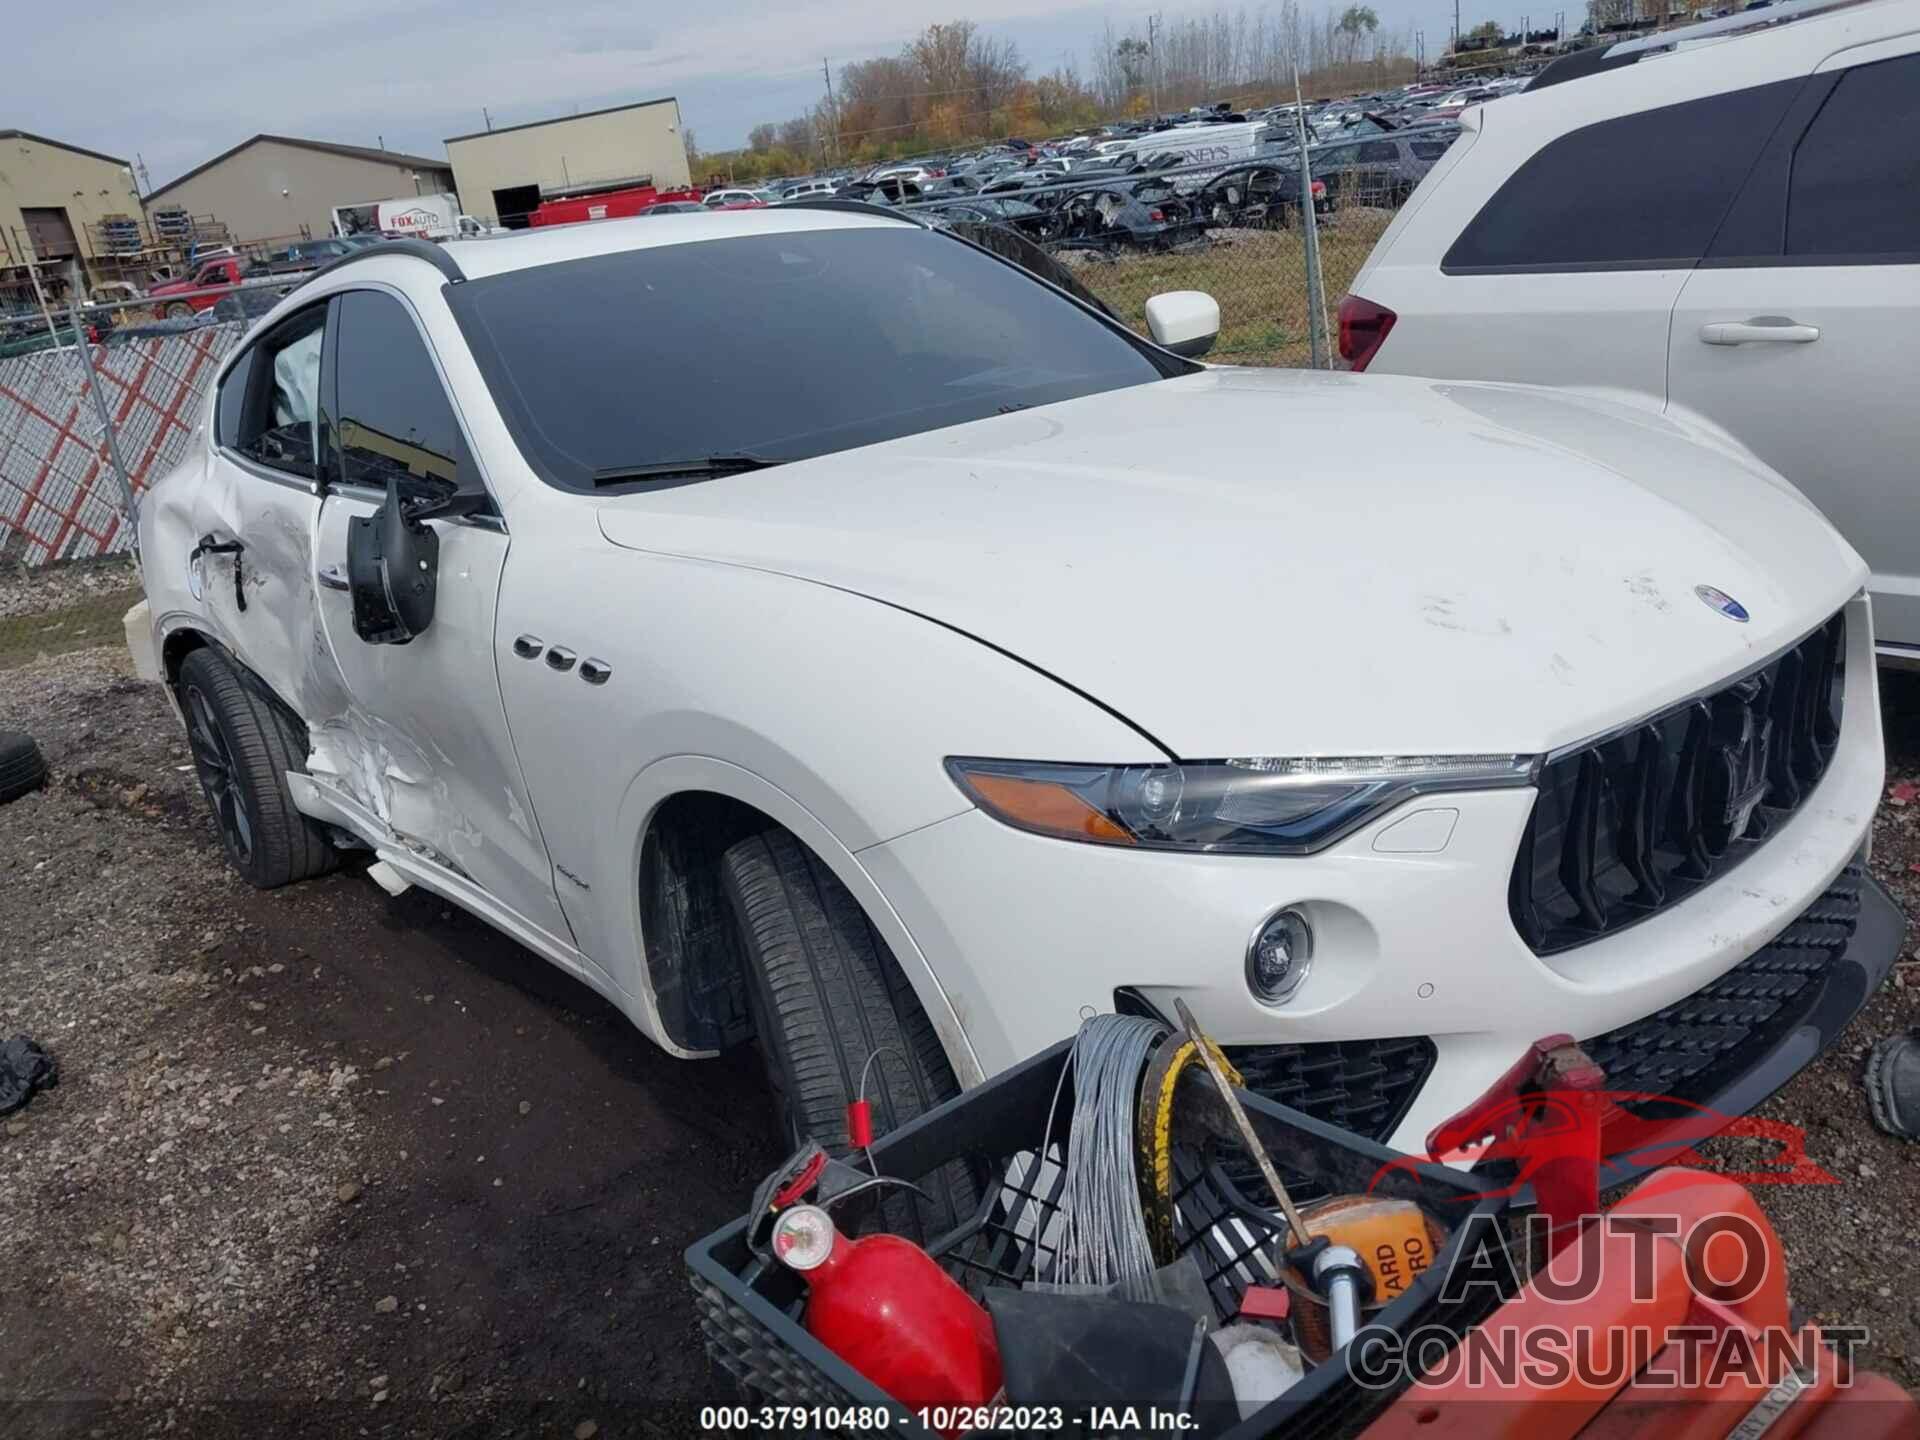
<box><xmin>962</xmin><ymin>772</ymin><xmax>1136</xmax><ymax>845</ymax></box>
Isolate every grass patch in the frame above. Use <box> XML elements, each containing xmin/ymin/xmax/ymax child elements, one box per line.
<box><xmin>0</xmin><ymin>585</ymin><xmax>144</xmax><ymax>670</ymax></box>
<box><xmin>1069</xmin><ymin>209</ymin><xmax>1392</xmax><ymax>367</ymax></box>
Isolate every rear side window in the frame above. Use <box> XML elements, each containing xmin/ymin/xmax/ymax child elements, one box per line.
<box><xmin>1787</xmin><ymin>55</ymin><xmax>1920</xmax><ymax>260</ymax></box>
<box><xmin>1357</xmin><ymin>141</ymin><xmax>1399</xmax><ymax>163</ymax></box>
<box><xmin>330</xmin><ymin>291</ymin><xmax>464</xmax><ymax>493</ymax></box>
<box><xmin>1410</xmin><ymin>140</ymin><xmax>1453</xmax><ymax>161</ymax></box>
<box><xmin>214</xmin><ymin>349</ymin><xmax>253</xmax><ymax>450</ymax></box>
<box><xmin>219</xmin><ymin>305</ymin><xmax>326</xmax><ymax>480</ymax></box>
<box><xmin>1443</xmin><ymin>79</ymin><xmax>1801</xmax><ymax>272</ymax></box>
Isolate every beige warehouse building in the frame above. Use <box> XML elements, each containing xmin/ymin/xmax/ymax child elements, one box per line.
<box><xmin>0</xmin><ymin>130</ymin><xmax>145</xmax><ymax>294</ymax></box>
<box><xmin>142</xmin><ymin>135</ymin><xmax>455</xmax><ymax>246</ymax></box>
<box><xmin>445</xmin><ymin>98</ymin><xmax>689</xmax><ymax>227</ymax></box>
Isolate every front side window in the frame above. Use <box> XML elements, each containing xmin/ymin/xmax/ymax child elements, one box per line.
<box><xmin>448</xmin><ymin>225</ymin><xmax>1189</xmax><ymax>492</ymax></box>
<box><xmin>1443</xmin><ymin>79</ymin><xmax>1800</xmax><ymax>272</ymax></box>
<box><xmin>330</xmin><ymin>290</ymin><xmax>465</xmax><ymax>493</ymax></box>
<box><xmin>1787</xmin><ymin>54</ymin><xmax>1920</xmax><ymax>260</ymax></box>
<box><xmin>1357</xmin><ymin>141</ymin><xmax>1399</xmax><ymax>163</ymax></box>
<box><xmin>219</xmin><ymin>306</ymin><xmax>325</xmax><ymax>479</ymax></box>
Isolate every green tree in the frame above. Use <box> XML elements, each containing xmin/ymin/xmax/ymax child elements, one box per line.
<box><xmin>1337</xmin><ymin>5</ymin><xmax>1381</xmax><ymax>61</ymax></box>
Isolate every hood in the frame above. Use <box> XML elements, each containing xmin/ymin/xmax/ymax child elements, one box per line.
<box><xmin>596</xmin><ymin>369</ymin><xmax>1863</xmax><ymax>758</ymax></box>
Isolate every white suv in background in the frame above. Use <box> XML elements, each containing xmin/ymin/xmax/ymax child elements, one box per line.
<box><xmin>1343</xmin><ymin>0</ymin><xmax>1920</xmax><ymax>659</ymax></box>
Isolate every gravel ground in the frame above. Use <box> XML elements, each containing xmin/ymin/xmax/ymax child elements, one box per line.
<box><xmin>2</xmin><ymin>640</ymin><xmax>1918</xmax><ymax>1434</ymax></box>
<box><xmin>0</xmin><ymin>555</ymin><xmax>138</xmax><ymax>622</ymax></box>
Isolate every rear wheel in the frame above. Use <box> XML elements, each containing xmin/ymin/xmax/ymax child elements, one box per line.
<box><xmin>164</xmin><ymin>301</ymin><xmax>193</xmax><ymax>319</ymax></box>
<box><xmin>721</xmin><ymin>828</ymin><xmax>979</xmax><ymax>1242</ymax></box>
<box><xmin>177</xmin><ymin>647</ymin><xmax>338</xmax><ymax>889</ymax></box>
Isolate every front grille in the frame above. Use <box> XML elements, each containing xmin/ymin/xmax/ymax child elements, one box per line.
<box><xmin>1225</xmin><ymin>1035</ymin><xmax>1439</xmax><ymax>1141</ymax></box>
<box><xmin>1213</xmin><ymin>1037</ymin><xmax>1437</xmax><ymax>1203</ymax></box>
<box><xmin>1511</xmin><ymin>611</ymin><xmax>1846</xmax><ymax>955</ymax></box>
<box><xmin>1584</xmin><ymin>866</ymin><xmax>1861</xmax><ymax>1106</ymax></box>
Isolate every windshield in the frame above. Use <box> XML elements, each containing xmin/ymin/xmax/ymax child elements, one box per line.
<box><xmin>447</xmin><ymin>224</ymin><xmax>1189</xmax><ymax>491</ymax></box>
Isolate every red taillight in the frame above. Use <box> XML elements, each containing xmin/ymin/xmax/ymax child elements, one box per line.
<box><xmin>1149</xmin><ymin>207</ymin><xmax>1165</xmax><ymax>222</ymax></box>
<box><xmin>1337</xmin><ymin>293</ymin><xmax>1397</xmax><ymax>371</ymax></box>
<box><xmin>1310</xmin><ymin>179</ymin><xmax>1325</xmax><ymax>197</ymax></box>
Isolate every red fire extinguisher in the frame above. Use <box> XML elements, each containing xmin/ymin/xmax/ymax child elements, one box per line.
<box><xmin>772</xmin><ymin>1204</ymin><xmax>1002</xmax><ymax>1420</ymax></box>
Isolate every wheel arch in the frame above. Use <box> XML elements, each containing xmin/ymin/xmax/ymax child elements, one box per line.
<box><xmin>160</xmin><ymin>621</ymin><xmax>212</xmax><ymax>690</ymax></box>
<box><xmin>621</xmin><ymin>756</ymin><xmax>984</xmax><ymax>1088</ymax></box>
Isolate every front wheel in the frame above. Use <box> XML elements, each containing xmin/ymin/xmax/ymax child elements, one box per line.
<box><xmin>165</xmin><ymin>301</ymin><xmax>193</xmax><ymax>319</ymax></box>
<box><xmin>721</xmin><ymin>828</ymin><xmax>979</xmax><ymax>1242</ymax></box>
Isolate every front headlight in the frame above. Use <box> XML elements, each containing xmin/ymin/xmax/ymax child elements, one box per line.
<box><xmin>946</xmin><ymin>754</ymin><xmax>1537</xmax><ymax>854</ymax></box>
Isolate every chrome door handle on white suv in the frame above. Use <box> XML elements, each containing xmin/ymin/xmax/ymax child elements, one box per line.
<box><xmin>1699</xmin><ymin>318</ymin><xmax>1821</xmax><ymax>346</ymax></box>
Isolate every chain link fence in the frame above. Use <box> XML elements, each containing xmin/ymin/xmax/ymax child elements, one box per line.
<box><xmin>0</xmin><ymin>153</ymin><xmax>1412</xmax><ymax>668</ymax></box>
<box><xmin>0</xmin><ymin>310</ymin><xmax>247</xmax><ymax>669</ymax></box>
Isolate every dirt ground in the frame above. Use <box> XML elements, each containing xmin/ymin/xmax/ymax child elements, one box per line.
<box><xmin>3</xmin><ymin>640</ymin><xmax>1919</xmax><ymax>1436</ymax></box>
<box><xmin>0</xmin><ymin>646</ymin><xmax>777</xmax><ymax>1437</ymax></box>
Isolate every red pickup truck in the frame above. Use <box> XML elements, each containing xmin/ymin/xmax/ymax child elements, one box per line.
<box><xmin>147</xmin><ymin>256</ymin><xmax>259</xmax><ymax>317</ymax></box>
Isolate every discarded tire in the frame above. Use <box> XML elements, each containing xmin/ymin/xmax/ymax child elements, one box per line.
<box><xmin>0</xmin><ymin>731</ymin><xmax>48</xmax><ymax>804</ymax></box>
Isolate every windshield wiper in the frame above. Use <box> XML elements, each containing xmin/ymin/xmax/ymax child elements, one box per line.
<box><xmin>591</xmin><ymin>453</ymin><xmax>788</xmax><ymax>487</ymax></box>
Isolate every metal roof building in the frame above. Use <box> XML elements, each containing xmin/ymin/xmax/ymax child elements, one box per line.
<box><xmin>142</xmin><ymin>135</ymin><xmax>456</xmax><ymax>245</ymax></box>
<box><xmin>444</xmin><ymin>99</ymin><xmax>689</xmax><ymax>228</ymax></box>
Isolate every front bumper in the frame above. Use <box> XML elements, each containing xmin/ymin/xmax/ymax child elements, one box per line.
<box><xmin>1583</xmin><ymin>862</ymin><xmax>1900</xmax><ymax>1126</ymax></box>
<box><xmin>861</xmin><ymin>599</ymin><xmax>1885</xmax><ymax>1153</ymax></box>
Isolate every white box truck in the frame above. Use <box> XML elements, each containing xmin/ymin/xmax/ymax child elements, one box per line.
<box><xmin>331</xmin><ymin>193</ymin><xmax>496</xmax><ymax>242</ymax></box>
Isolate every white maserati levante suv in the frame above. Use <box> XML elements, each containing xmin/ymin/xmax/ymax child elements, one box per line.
<box><xmin>139</xmin><ymin>205</ymin><xmax>1896</xmax><ymax>1223</ymax></box>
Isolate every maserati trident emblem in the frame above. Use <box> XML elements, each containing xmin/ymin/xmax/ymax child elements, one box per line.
<box><xmin>1695</xmin><ymin>585</ymin><xmax>1750</xmax><ymax>622</ymax></box>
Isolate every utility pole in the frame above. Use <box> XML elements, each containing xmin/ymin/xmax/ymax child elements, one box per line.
<box><xmin>1147</xmin><ymin>13</ymin><xmax>1160</xmax><ymax>113</ymax></box>
<box><xmin>821</xmin><ymin>59</ymin><xmax>839</xmax><ymax>164</ymax></box>
<box><xmin>1453</xmin><ymin>0</ymin><xmax>1461</xmax><ymax>52</ymax></box>
<box><xmin>133</xmin><ymin>152</ymin><xmax>152</xmax><ymax>197</ymax></box>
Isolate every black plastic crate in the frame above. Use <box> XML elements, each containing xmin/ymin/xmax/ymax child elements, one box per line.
<box><xmin>688</xmin><ymin>1039</ymin><xmax>1518</xmax><ymax>1438</ymax></box>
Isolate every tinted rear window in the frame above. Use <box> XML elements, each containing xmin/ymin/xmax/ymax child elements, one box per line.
<box><xmin>448</xmin><ymin>226</ymin><xmax>1183</xmax><ymax>491</ymax></box>
<box><xmin>1788</xmin><ymin>55</ymin><xmax>1920</xmax><ymax>260</ymax></box>
<box><xmin>1443</xmin><ymin>79</ymin><xmax>1800</xmax><ymax>272</ymax></box>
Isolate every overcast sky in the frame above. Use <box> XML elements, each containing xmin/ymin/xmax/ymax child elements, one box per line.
<box><xmin>16</xmin><ymin>0</ymin><xmax>1540</xmax><ymax>188</ymax></box>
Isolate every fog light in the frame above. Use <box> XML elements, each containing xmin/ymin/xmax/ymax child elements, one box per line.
<box><xmin>1247</xmin><ymin>909</ymin><xmax>1313</xmax><ymax>1004</ymax></box>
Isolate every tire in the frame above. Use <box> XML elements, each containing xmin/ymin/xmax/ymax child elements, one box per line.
<box><xmin>177</xmin><ymin>647</ymin><xmax>338</xmax><ymax>889</ymax></box>
<box><xmin>0</xmin><ymin>732</ymin><xmax>48</xmax><ymax>804</ymax></box>
<box><xmin>165</xmin><ymin>301</ymin><xmax>193</xmax><ymax>319</ymax></box>
<box><xmin>722</xmin><ymin>828</ymin><xmax>979</xmax><ymax>1243</ymax></box>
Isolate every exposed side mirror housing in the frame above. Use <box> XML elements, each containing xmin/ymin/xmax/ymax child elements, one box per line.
<box><xmin>345</xmin><ymin>475</ymin><xmax>486</xmax><ymax>645</ymax></box>
<box><xmin>1145</xmin><ymin>290</ymin><xmax>1221</xmax><ymax>359</ymax></box>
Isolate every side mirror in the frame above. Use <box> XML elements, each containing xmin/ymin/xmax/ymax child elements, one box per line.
<box><xmin>345</xmin><ymin>474</ymin><xmax>486</xmax><ymax>645</ymax></box>
<box><xmin>1144</xmin><ymin>290</ymin><xmax>1221</xmax><ymax>359</ymax></box>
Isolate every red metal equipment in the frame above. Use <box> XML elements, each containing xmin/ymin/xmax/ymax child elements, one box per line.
<box><xmin>1364</xmin><ymin>1038</ymin><xmax>1917</xmax><ymax>1438</ymax></box>
<box><xmin>526</xmin><ymin>184</ymin><xmax>705</xmax><ymax>227</ymax></box>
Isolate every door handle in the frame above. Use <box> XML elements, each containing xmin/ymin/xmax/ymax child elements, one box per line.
<box><xmin>189</xmin><ymin>533</ymin><xmax>247</xmax><ymax>612</ymax></box>
<box><xmin>1699</xmin><ymin>318</ymin><xmax>1820</xmax><ymax>346</ymax></box>
<box><xmin>316</xmin><ymin>563</ymin><xmax>349</xmax><ymax>592</ymax></box>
